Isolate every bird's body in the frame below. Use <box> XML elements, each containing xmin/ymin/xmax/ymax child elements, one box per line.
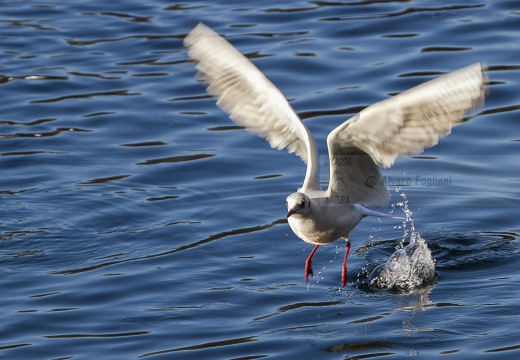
<box><xmin>286</xmin><ymin>192</ymin><xmax>362</xmax><ymax>245</ymax></box>
<box><xmin>184</xmin><ymin>23</ymin><xmax>486</xmax><ymax>286</ymax></box>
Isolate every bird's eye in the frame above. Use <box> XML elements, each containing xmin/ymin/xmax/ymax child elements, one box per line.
<box><xmin>301</xmin><ymin>200</ymin><xmax>306</xmax><ymax>207</ymax></box>
<box><xmin>285</xmin><ymin>201</ymin><xmax>288</xmax><ymax>207</ymax></box>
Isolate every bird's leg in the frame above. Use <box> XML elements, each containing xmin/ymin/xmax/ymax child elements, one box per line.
<box><xmin>305</xmin><ymin>245</ymin><xmax>320</xmax><ymax>282</ymax></box>
<box><xmin>341</xmin><ymin>240</ymin><xmax>351</xmax><ymax>287</ymax></box>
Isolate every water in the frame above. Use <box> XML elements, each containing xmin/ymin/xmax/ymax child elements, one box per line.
<box><xmin>366</xmin><ymin>192</ymin><xmax>436</xmax><ymax>291</ymax></box>
<box><xmin>1</xmin><ymin>0</ymin><xmax>519</xmax><ymax>359</ymax></box>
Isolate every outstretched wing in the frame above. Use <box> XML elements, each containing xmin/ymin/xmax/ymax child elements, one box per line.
<box><xmin>326</xmin><ymin>147</ymin><xmax>390</xmax><ymax>206</ymax></box>
<box><xmin>327</xmin><ymin>63</ymin><xmax>486</xmax><ymax>206</ymax></box>
<box><xmin>185</xmin><ymin>23</ymin><xmax>320</xmax><ymax>191</ymax></box>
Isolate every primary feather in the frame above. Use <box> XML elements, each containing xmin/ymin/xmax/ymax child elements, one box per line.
<box><xmin>184</xmin><ymin>23</ymin><xmax>320</xmax><ymax>191</ymax></box>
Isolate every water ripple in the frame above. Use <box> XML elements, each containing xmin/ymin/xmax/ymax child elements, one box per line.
<box><xmin>1</xmin><ymin>1</ymin><xmax>519</xmax><ymax>359</ymax></box>
<box><xmin>136</xmin><ymin>153</ymin><xmax>215</xmax><ymax>166</ymax></box>
<box><xmin>138</xmin><ymin>336</ymin><xmax>257</xmax><ymax>358</ymax></box>
<box><xmin>52</xmin><ymin>219</ymin><xmax>286</xmax><ymax>275</ymax></box>
<box><xmin>45</xmin><ymin>331</ymin><xmax>150</xmax><ymax>339</ymax></box>
<box><xmin>253</xmin><ymin>301</ymin><xmax>344</xmax><ymax>321</ymax></box>
<box><xmin>29</xmin><ymin>89</ymin><xmax>139</xmax><ymax>103</ymax></box>
<box><xmin>321</xmin><ymin>3</ymin><xmax>485</xmax><ymax>21</ymax></box>
<box><xmin>0</xmin><ymin>127</ymin><xmax>90</xmax><ymax>139</ymax></box>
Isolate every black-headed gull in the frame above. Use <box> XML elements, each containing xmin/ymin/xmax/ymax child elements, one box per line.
<box><xmin>184</xmin><ymin>23</ymin><xmax>486</xmax><ymax>287</ymax></box>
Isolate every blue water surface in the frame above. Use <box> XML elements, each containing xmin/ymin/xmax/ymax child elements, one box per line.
<box><xmin>1</xmin><ymin>1</ymin><xmax>519</xmax><ymax>359</ymax></box>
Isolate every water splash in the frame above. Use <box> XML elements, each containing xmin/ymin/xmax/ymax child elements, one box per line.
<box><xmin>369</xmin><ymin>191</ymin><xmax>436</xmax><ymax>291</ymax></box>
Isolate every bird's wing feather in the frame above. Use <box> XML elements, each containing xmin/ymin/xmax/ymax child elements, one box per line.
<box><xmin>327</xmin><ymin>63</ymin><xmax>486</xmax><ymax>206</ymax></box>
<box><xmin>184</xmin><ymin>23</ymin><xmax>320</xmax><ymax>191</ymax></box>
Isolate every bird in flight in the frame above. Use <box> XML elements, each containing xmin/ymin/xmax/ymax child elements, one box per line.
<box><xmin>184</xmin><ymin>23</ymin><xmax>486</xmax><ymax>287</ymax></box>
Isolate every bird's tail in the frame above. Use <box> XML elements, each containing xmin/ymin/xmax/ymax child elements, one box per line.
<box><xmin>354</xmin><ymin>204</ymin><xmax>404</xmax><ymax>220</ymax></box>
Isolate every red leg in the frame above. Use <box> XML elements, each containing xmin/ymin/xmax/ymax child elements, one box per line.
<box><xmin>305</xmin><ymin>245</ymin><xmax>319</xmax><ymax>282</ymax></box>
<box><xmin>341</xmin><ymin>241</ymin><xmax>351</xmax><ymax>287</ymax></box>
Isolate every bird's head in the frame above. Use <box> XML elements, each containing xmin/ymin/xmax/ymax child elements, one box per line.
<box><xmin>286</xmin><ymin>192</ymin><xmax>311</xmax><ymax>218</ymax></box>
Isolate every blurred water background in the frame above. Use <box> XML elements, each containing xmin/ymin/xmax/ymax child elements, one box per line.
<box><xmin>1</xmin><ymin>1</ymin><xmax>519</xmax><ymax>359</ymax></box>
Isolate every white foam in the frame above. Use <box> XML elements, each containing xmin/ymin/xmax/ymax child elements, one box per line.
<box><xmin>370</xmin><ymin>191</ymin><xmax>436</xmax><ymax>291</ymax></box>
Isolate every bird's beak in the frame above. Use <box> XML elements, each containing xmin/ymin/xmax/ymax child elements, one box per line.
<box><xmin>287</xmin><ymin>209</ymin><xmax>295</xmax><ymax>218</ymax></box>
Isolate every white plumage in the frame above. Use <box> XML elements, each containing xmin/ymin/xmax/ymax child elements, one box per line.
<box><xmin>185</xmin><ymin>23</ymin><xmax>486</xmax><ymax>286</ymax></box>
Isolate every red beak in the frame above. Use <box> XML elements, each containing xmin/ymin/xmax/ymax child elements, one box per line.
<box><xmin>287</xmin><ymin>209</ymin><xmax>295</xmax><ymax>218</ymax></box>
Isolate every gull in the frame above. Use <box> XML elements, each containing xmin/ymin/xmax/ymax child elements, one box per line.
<box><xmin>184</xmin><ymin>23</ymin><xmax>486</xmax><ymax>287</ymax></box>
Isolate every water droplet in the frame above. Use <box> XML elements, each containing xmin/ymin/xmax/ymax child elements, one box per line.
<box><xmin>369</xmin><ymin>192</ymin><xmax>436</xmax><ymax>291</ymax></box>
